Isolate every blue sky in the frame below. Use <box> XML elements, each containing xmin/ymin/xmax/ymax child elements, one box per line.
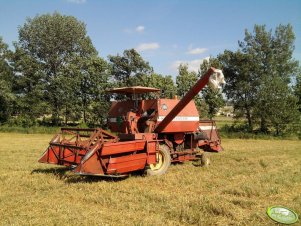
<box><xmin>0</xmin><ymin>0</ymin><xmax>300</xmax><ymax>77</ymax></box>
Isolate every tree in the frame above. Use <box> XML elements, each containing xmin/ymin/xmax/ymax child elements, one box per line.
<box><xmin>219</xmin><ymin>50</ymin><xmax>257</xmax><ymax>129</ymax></box>
<box><xmin>0</xmin><ymin>37</ymin><xmax>14</xmax><ymax>123</ymax></box>
<box><xmin>15</xmin><ymin>12</ymin><xmax>103</xmax><ymax>125</ymax></box>
<box><xmin>240</xmin><ymin>24</ymin><xmax>298</xmax><ymax>132</ymax></box>
<box><xmin>199</xmin><ymin>57</ymin><xmax>225</xmax><ymax>119</ymax></box>
<box><xmin>295</xmin><ymin>68</ymin><xmax>301</xmax><ymax>113</ymax></box>
<box><xmin>11</xmin><ymin>45</ymin><xmax>48</xmax><ymax>123</ymax></box>
<box><xmin>75</xmin><ymin>56</ymin><xmax>111</xmax><ymax>125</ymax></box>
<box><xmin>220</xmin><ymin>24</ymin><xmax>299</xmax><ymax>133</ymax></box>
<box><xmin>146</xmin><ymin>73</ymin><xmax>176</xmax><ymax>98</ymax></box>
<box><xmin>254</xmin><ymin>76</ymin><xmax>299</xmax><ymax>135</ymax></box>
<box><xmin>108</xmin><ymin>49</ymin><xmax>153</xmax><ymax>87</ymax></box>
<box><xmin>176</xmin><ymin>64</ymin><xmax>197</xmax><ymax>97</ymax></box>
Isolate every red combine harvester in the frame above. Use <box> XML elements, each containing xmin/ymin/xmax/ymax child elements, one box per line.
<box><xmin>38</xmin><ymin>67</ymin><xmax>225</xmax><ymax>177</ymax></box>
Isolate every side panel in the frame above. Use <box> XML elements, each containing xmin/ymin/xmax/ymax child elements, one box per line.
<box><xmin>74</xmin><ymin>140</ymin><xmax>148</xmax><ymax>175</ymax></box>
<box><xmin>101</xmin><ymin>140</ymin><xmax>146</xmax><ymax>155</ymax></box>
<box><xmin>38</xmin><ymin>146</ymin><xmax>60</xmax><ymax>165</ymax></box>
<box><xmin>106</xmin><ymin>153</ymin><xmax>147</xmax><ymax>174</ymax></box>
<box><xmin>73</xmin><ymin>152</ymin><xmax>104</xmax><ymax>175</ymax></box>
<box><xmin>146</xmin><ymin>141</ymin><xmax>157</xmax><ymax>164</ymax></box>
<box><xmin>157</xmin><ymin>99</ymin><xmax>199</xmax><ymax>133</ymax></box>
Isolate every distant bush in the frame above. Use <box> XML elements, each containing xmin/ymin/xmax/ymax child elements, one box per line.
<box><xmin>219</xmin><ymin>123</ymin><xmax>300</xmax><ymax>140</ymax></box>
<box><xmin>7</xmin><ymin>115</ymin><xmax>37</xmax><ymax>128</ymax></box>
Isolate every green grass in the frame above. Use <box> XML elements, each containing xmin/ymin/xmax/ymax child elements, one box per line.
<box><xmin>214</xmin><ymin>116</ymin><xmax>301</xmax><ymax>140</ymax></box>
<box><xmin>1</xmin><ymin>120</ymin><xmax>300</xmax><ymax>140</ymax></box>
<box><xmin>214</xmin><ymin>115</ymin><xmax>235</xmax><ymax>128</ymax></box>
<box><xmin>0</xmin><ymin>125</ymin><xmax>61</xmax><ymax>134</ymax></box>
<box><xmin>0</xmin><ymin>133</ymin><xmax>300</xmax><ymax>225</ymax></box>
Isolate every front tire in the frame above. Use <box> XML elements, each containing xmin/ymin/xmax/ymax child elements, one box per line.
<box><xmin>146</xmin><ymin>145</ymin><xmax>171</xmax><ymax>176</ymax></box>
<box><xmin>200</xmin><ymin>152</ymin><xmax>210</xmax><ymax>167</ymax></box>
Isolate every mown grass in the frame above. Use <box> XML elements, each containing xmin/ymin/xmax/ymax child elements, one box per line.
<box><xmin>0</xmin><ymin>133</ymin><xmax>300</xmax><ymax>225</ymax></box>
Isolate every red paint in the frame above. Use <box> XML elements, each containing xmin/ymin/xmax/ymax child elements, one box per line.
<box><xmin>38</xmin><ymin>68</ymin><xmax>223</xmax><ymax>176</ymax></box>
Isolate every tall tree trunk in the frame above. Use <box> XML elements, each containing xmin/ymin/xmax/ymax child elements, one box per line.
<box><xmin>83</xmin><ymin>108</ymin><xmax>86</xmax><ymax>124</ymax></box>
<box><xmin>83</xmin><ymin>97</ymin><xmax>87</xmax><ymax>124</ymax></box>
<box><xmin>65</xmin><ymin>104</ymin><xmax>68</xmax><ymax>126</ymax></box>
<box><xmin>245</xmin><ymin>106</ymin><xmax>253</xmax><ymax>131</ymax></box>
<box><xmin>52</xmin><ymin>97</ymin><xmax>60</xmax><ymax>126</ymax></box>
<box><xmin>260</xmin><ymin>116</ymin><xmax>268</xmax><ymax>133</ymax></box>
<box><xmin>276</xmin><ymin>124</ymin><xmax>280</xmax><ymax>136</ymax></box>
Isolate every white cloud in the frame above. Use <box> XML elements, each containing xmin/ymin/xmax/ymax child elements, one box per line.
<box><xmin>187</xmin><ymin>47</ymin><xmax>208</xmax><ymax>55</ymax></box>
<box><xmin>171</xmin><ymin>57</ymin><xmax>210</xmax><ymax>73</ymax></box>
<box><xmin>124</xmin><ymin>25</ymin><xmax>145</xmax><ymax>34</ymax></box>
<box><xmin>136</xmin><ymin>42</ymin><xmax>160</xmax><ymax>52</ymax></box>
<box><xmin>67</xmin><ymin>0</ymin><xmax>86</xmax><ymax>4</ymax></box>
<box><xmin>135</xmin><ymin>25</ymin><xmax>145</xmax><ymax>33</ymax></box>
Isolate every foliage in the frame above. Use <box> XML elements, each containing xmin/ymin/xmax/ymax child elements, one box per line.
<box><xmin>146</xmin><ymin>73</ymin><xmax>176</xmax><ymax>98</ymax></box>
<box><xmin>195</xmin><ymin>98</ymin><xmax>209</xmax><ymax>119</ymax></box>
<box><xmin>108</xmin><ymin>49</ymin><xmax>153</xmax><ymax>87</ymax></box>
<box><xmin>0</xmin><ymin>37</ymin><xmax>14</xmax><ymax>123</ymax></box>
<box><xmin>11</xmin><ymin>44</ymin><xmax>48</xmax><ymax>123</ymax></box>
<box><xmin>253</xmin><ymin>76</ymin><xmax>299</xmax><ymax>135</ymax></box>
<box><xmin>219</xmin><ymin>50</ymin><xmax>257</xmax><ymax>129</ymax></box>
<box><xmin>176</xmin><ymin>64</ymin><xmax>197</xmax><ymax>97</ymax></box>
<box><xmin>13</xmin><ymin>12</ymin><xmax>110</xmax><ymax>126</ymax></box>
<box><xmin>295</xmin><ymin>68</ymin><xmax>301</xmax><ymax>112</ymax></box>
<box><xmin>67</xmin><ymin>55</ymin><xmax>111</xmax><ymax>125</ymax></box>
<box><xmin>220</xmin><ymin>24</ymin><xmax>300</xmax><ymax>134</ymax></box>
<box><xmin>199</xmin><ymin>57</ymin><xmax>225</xmax><ymax>119</ymax></box>
<box><xmin>108</xmin><ymin>49</ymin><xmax>176</xmax><ymax>101</ymax></box>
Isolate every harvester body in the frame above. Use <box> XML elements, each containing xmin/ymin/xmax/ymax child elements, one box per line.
<box><xmin>39</xmin><ymin>67</ymin><xmax>225</xmax><ymax>176</ymax></box>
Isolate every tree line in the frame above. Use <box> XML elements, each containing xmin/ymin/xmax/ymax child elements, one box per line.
<box><xmin>0</xmin><ymin>12</ymin><xmax>300</xmax><ymax>136</ymax></box>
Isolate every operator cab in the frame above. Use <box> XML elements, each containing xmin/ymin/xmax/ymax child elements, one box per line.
<box><xmin>106</xmin><ymin>86</ymin><xmax>160</xmax><ymax>134</ymax></box>
<box><xmin>107</xmin><ymin>86</ymin><xmax>160</xmax><ymax>110</ymax></box>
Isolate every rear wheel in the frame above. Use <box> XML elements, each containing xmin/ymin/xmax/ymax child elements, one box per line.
<box><xmin>193</xmin><ymin>151</ymin><xmax>210</xmax><ymax>167</ymax></box>
<box><xmin>146</xmin><ymin>145</ymin><xmax>171</xmax><ymax>176</ymax></box>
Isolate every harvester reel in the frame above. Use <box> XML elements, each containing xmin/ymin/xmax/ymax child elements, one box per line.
<box><xmin>146</xmin><ymin>145</ymin><xmax>171</xmax><ymax>176</ymax></box>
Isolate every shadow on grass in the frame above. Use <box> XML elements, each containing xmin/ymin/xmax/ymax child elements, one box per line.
<box><xmin>65</xmin><ymin>175</ymin><xmax>128</xmax><ymax>184</ymax></box>
<box><xmin>31</xmin><ymin>167</ymin><xmax>69</xmax><ymax>179</ymax></box>
<box><xmin>31</xmin><ymin>167</ymin><xmax>144</xmax><ymax>183</ymax></box>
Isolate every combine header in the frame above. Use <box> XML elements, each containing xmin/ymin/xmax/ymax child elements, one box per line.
<box><xmin>39</xmin><ymin>67</ymin><xmax>225</xmax><ymax>176</ymax></box>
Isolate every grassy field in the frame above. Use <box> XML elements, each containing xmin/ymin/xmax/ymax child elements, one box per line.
<box><xmin>214</xmin><ymin>115</ymin><xmax>235</xmax><ymax>127</ymax></box>
<box><xmin>0</xmin><ymin>133</ymin><xmax>300</xmax><ymax>225</ymax></box>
